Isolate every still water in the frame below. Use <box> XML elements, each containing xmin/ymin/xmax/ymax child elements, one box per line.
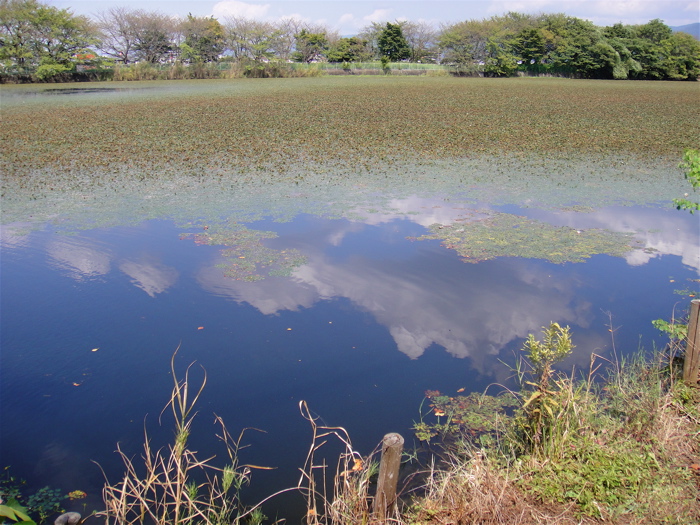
<box><xmin>1</xmin><ymin>179</ymin><xmax>699</xmax><ymax>519</ymax></box>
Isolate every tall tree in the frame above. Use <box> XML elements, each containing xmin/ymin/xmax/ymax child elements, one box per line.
<box><xmin>400</xmin><ymin>20</ymin><xmax>439</xmax><ymax>62</ymax></box>
<box><xmin>292</xmin><ymin>28</ymin><xmax>328</xmax><ymax>63</ymax></box>
<box><xmin>538</xmin><ymin>14</ymin><xmax>609</xmax><ymax>77</ymax></box>
<box><xmin>223</xmin><ymin>16</ymin><xmax>279</xmax><ymax>62</ymax></box>
<box><xmin>327</xmin><ymin>36</ymin><xmax>370</xmax><ymax>63</ymax></box>
<box><xmin>0</xmin><ymin>0</ymin><xmax>97</xmax><ymax>77</ymax></box>
<box><xmin>95</xmin><ymin>6</ymin><xmax>140</xmax><ymax>64</ymax></box>
<box><xmin>377</xmin><ymin>22</ymin><xmax>410</xmax><ymax>61</ymax></box>
<box><xmin>131</xmin><ymin>11</ymin><xmax>175</xmax><ymax>63</ymax></box>
<box><xmin>357</xmin><ymin>21</ymin><xmax>384</xmax><ymax>59</ymax></box>
<box><xmin>0</xmin><ymin>0</ymin><xmax>37</xmax><ymax>69</ymax></box>
<box><xmin>180</xmin><ymin>13</ymin><xmax>224</xmax><ymax>62</ymax></box>
<box><xmin>272</xmin><ymin>17</ymin><xmax>303</xmax><ymax>61</ymax></box>
<box><xmin>438</xmin><ymin>18</ymin><xmax>495</xmax><ymax>67</ymax></box>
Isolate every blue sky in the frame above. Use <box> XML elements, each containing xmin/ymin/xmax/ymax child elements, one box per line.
<box><xmin>51</xmin><ymin>0</ymin><xmax>699</xmax><ymax>35</ymax></box>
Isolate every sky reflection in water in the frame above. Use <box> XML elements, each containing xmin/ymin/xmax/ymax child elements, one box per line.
<box><xmin>1</xmin><ymin>194</ymin><xmax>698</xmax><ymax>519</ymax></box>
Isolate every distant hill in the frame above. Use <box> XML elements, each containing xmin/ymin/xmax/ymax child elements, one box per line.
<box><xmin>671</xmin><ymin>22</ymin><xmax>700</xmax><ymax>39</ymax></box>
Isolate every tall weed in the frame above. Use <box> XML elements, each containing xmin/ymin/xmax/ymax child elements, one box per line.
<box><xmin>98</xmin><ymin>348</ymin><xmax>271</xmax><ymax>525</ymax></box>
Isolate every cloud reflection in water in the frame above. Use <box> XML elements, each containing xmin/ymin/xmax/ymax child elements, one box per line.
<box><xmin>197</xmin><ymin>218</ymin><xmax>593</xmax><ymax>364</ymax></box>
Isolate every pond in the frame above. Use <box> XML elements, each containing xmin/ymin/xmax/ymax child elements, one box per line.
<box><xmin>1</xmin><ymin>79</ymin><xmax>698</xmax><ymax>522</ymax></box>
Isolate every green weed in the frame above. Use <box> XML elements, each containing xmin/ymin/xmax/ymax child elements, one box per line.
<box><xmin>411</xmin><ymin>324</ymin><xmax>700</xmax><ymax>523</ymax></box>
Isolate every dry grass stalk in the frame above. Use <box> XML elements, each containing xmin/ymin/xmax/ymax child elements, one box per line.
<box><xmin>97</xmin><ymin>348</ymin><xmax>271</xmax><ymax>525</ymax></box>
<box><xmin>298</xmin><ymin>400</ymin><xmax>392</xmax><ymax>525</ymax></box>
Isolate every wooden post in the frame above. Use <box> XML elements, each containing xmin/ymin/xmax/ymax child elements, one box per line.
<box><xmin>683</xmin><ymin>299</ymin><xmax>700</xmax><ymax>386</ymax></box>
<box><xmin>373</xmin><ymin>432</ymin><xmax>404</xmax><ymax>522</ymax></box>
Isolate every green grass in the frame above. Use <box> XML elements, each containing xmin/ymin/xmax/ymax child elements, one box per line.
<box><xmin>408</xmin><ymin>334</ymin><xmax>700</xmax><ymax>524</ymax></box>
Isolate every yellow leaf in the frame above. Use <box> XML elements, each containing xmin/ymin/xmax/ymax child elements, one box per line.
<box><xmin>522</xmin><ymin>391</ymin><xmax>541</xmax><ymax>408</ymax></box>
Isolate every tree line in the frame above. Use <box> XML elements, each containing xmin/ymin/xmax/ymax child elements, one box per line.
<box><xmin>1</xmin><ymin>0</ymin><xmax>698</xmax><ymax>81</ymax></box>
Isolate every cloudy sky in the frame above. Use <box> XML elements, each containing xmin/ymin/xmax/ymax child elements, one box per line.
<box><xmin>50</xmin><ymin>0</ymin><xmax>699</xmax><ymax>35</ymax></box>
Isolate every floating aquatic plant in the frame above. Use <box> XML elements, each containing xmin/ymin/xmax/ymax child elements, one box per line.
<box><xmin>2</xmin><ymin>77</ymin><xmax>697</xmax><ymax>188</ymax></box>
<box><xmin>183</xmin><ymin>224</ymin><xmax>307</xmax><ymax>281</ymax></box>
<box><xmin>411</xmin><ymin>211</ymin><xmax>640</xmax><ymax>263</ymax></box>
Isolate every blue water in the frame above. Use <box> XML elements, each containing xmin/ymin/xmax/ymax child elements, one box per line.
<box><xmin>1</xmin><ymin>202</ymin><xmax>698</xmax><ymax>521</ymax></box>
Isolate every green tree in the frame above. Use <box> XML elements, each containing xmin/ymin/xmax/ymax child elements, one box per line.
<box><xmin>29</xmin><ymin>2</ymin><xmax>97</xmax><ymax>74</ymax></box>
<box><xmin>0</xmin><ymin>0</ymin><xmax>36</xmax><ymax>70</ymax></box>
<box><xmin>539</xmin><ymin>15</ymin><xmax>609</xmax><ymax>77</ymax></box>
<box><xmin>0</xmin><ymin>0</ymin><xmax>97</xmax><ymax>78</ymax></box>
<box><xmin>514</xmin><ymin>27</ymin><xmax>547</xmax><ymax>65</ymax></box>
<box><xmin>484</xmin><ymin>38</ymin><xmax>518</xmax><ymax>76</ymax></box>
<box><xmin>292</xmin><ymin>28</ymin><xmax>328</xmax><ymax>63</ymax></box>
<box><xmin>180</xmin><ymin>14</ymin><xmax>224</xmax><ymax>62</ymax></box>
<box><xmin>377</xmin><ymin>22</ymin><xmax>410</xmax><ymax>61</ymax></box>
<box><xmin>625</xmin><ymin>20</ymin><xmax>674</xmax><ymax>79</ymax></box>
<box><xmin>440</xmin><ymin>13</ymin><xmax>538</xmax><ymax>71</ymax></box>
<box><xmin>438</xmin><ymin>22</ymin><xmax>487</xmax><ymax>70</ymax></box>
<box><xmin>637</xmin><ymin>18</ymin><xmax>673</xmax><ymax>43</ymax></box>
<box><xmin>223</xmin><ymin>16</ymin><xmax>280</xmax><ymax>62</ymax></box>
<box><xmin>664</xmin><ymin>32</ymin><xmax>700</xmax><ymax>80</ymax></box>
<box><xmin>603</xmin><ymin>19</ymin><xmax>700</xmax><ymax>80</ymax></box>
<box><xmin>604</xmin><ymin>36</ymin><xmax>642</xmax><ymax>79</ymax></box>
<box><xmin>327</xmin><ymin>36</ymin><xmax>369</xmax><ymax>63</ymax></box>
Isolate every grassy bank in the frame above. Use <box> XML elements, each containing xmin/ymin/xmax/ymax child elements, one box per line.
<box><xmin>404</xmin><ymin>321</ymin><xmax>700</xmax><ymax>524</ymax></box>
<box><xmin>0</xmin><ymin>61</ymin><xmax>450</xmax><ymax>84</ymax></box>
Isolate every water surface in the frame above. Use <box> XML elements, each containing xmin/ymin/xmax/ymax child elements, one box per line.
<box><xmin>2</xmin><ymin>190</ymin><xmax>698</xmax><ymax>519</ymax></box>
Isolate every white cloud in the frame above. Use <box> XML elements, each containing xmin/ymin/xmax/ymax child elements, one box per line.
<box><xmin>119</xmin><ymin>259</ymin><xmax>178</xmax><ymax>297</ymax></box>
<box><xmin>339</xmin><ymin>13</ymin><xmax>356</xmax><ymax>25</ymax></box>
<box><xmin>683</xmin><ymin>1</ymin><xmax>699</xmax><ymax>12</ymax></box>
<box><xmin>47</xmin><ymin>238</ymin><xmax>112</xmax><ymax>280</ymax></box>
<box><xmin>195</xmin><ymin>200</ymin><xmax>699</xmax><ymax>365</ymax></box>
<box><xmin>213</xmin><ymin>1</ymin><xmax>271</xmax><ymax>19</ymax></box>
<box><xmin>363</xmin><ymin>8</ymin><xmax>393</xmax><ymax>23</ymax></box>
<box><xmin>280</xmin><ymin>12</ymin><xmax>313</xmax><ymax>24</ymax></box>
<box><xmin>0</xmin><ymin>223</ymin><xmax>32</xmax><ymax>249</ymax></box>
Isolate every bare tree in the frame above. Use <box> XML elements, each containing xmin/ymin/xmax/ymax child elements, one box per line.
<box><xmin>358</xmin><ymin>21</ymin><xmax>384</xmax><ymax>59</ymax></box>
<box><xmin>401</xmin><ymin>20</ymin><xmax>439</xmax><ymax>62</ymax></box>
<box><xmin>131</xmin><ymin>11</ymin><xmax>177</xmax><ymax>63</ymax></box>
<box><xmin>274</xmin><ymin>16</ymin><xmax>303</xmax><ymax>61</ymax></box>
<box><xmin>95</xmin><ymin>6</ymin><xmax>139</xmax><ymax>63</ymax></box>
<box><xmin>222</xmin><ymin>16</ymin><xmax>279</xmax><ymax>61</ymax></box>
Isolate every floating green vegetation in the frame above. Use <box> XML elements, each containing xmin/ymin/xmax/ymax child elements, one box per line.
<box><xmin>1</xmin><ymin>77</ymin><xmax>696</xmax><ymax>274</ymax></box>
<box><xmin>2</xmin><ymin>77</ymin><xmax>698</xmax><ymax>186</ymax></box>
<box><xmin>414</xmin><ymin>389</ymin><xmax>519</xmax><ymax>443</ymax></box>
<box><xmin>411</xmin><ymin>211</ymin><xmax>641</xmax><ymax>263</ymax></box>
<box><xmin>183</xmin><ymin>224</ymin><xmax>306</xmax><ymax>281</ymax></box>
